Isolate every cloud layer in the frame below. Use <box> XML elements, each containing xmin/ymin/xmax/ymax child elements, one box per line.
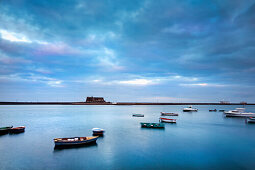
<box><xmin>0</xmin><ymin>0</ymin><xmax>255</xmax><ymax>102</ymax></box>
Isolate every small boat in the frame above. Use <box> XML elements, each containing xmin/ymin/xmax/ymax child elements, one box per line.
<box><xmin>132</xmin><ymin>114</ymin><xmax>144</xmax><ymax>117</ymax></box>
<box><xmin>159</xmin><ymin>117</ymin><xmax>176</xmax><ymax>123</ymax></box>
<box><xmin>140</xmin><ymin>122</ymin><xmax>165</xmax><ymax>128</ymax></box>
<box><xmin>219</xmin><ymin>110</ymin><xmax>225</xmax><ymax>112</ymax></box>
<box><xmin>209</xmin><ymin>109</ymin><xmax>217</xmax><ymax>112</ymax></box>
<box><xmin>183</xmin><ymin>106</ymin><xmax>198</xmax><ymax>112</ymax></box>
<box><xmin>161</xmin><ymin>112</ymin><xmax>178</xmax><ymax>116</ymax></box>
<box><xmin>92</xmin><ymin>128</ymin><xmax>105</xmax><ymax>136</ymax></box>
<box><xmin>246</xmin><ymin>117</ymin><xmax>255</xmax><ymax>123</ymax></box>
<box><xmin>224</xmin><ymin>108</ymin><xmax>255</xmax><ymax>117</ymax></box>
<box><xmin>9</xmin><ymin>126</ymin><xmax>25</xmax><ymax>133</ymax></box>
<box><xmin>54</xmin><ymin>136</ymin><xmax>99</xmax><ymax>146</ymax></box>
<box><xmin>0</xmin><ymin>126</ymin><xmax>13</xmax><ymax>135</ymax></box>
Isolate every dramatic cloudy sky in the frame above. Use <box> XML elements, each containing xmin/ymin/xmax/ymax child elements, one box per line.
<box><xmin>0</xmin><ymin>0</ymin><xmax>255</xmax><ymax>102</ymax></box>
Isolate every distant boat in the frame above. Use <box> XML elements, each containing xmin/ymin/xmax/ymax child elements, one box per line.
<box><xmin>161</xmin><ymin>112</ymin><xmax>178</xmax><ymax>116</ymax></box>
<box><xmin>92</xmin><ymin>128</ymin><xmax>105</xmax><ymax>136</ymax></box>
<box><xmin>159</xmin><ymin>117</ymin><xmax>176</xmax><ymax>123</ymax></box>
<box><xmin>183</xmin><ymin>106</ymin><xmax>198</xmax><ymax>112</ymax></box>
<box><xmin>209</xmin><ymin>109</ymin><xmax>217</xmax><ymax>112</ymax></box>
<box><xmin>224</xmin><ymin>108</ymin><xmax>255</xmax><ymax>117</ymax></box>
<box><xmin>246</xmin><ymin>117</ymin><xmax>255</xmax><ymax>123</ymax></box>
<box><xmin>133</xmin><ymin>114</ymin><xmax>144</xmax><ymax>117</ymax></box>
<box><xmin>54</xmin><ymin>136</ymin><xmax>99</xmax><ymax>146</ymax></box>
<box><xmin>140</xmin><ymin>122</ymin><xmax>165</xmax><ymax>128</ymax></box>
<box><xmin>0</xmin><ymin>126</ymin><xmax>13</xmax><ymax>135</ymax></box>
<box><xmin>219</xmin><ymin>110</ymin><xmax>225</xmax><ymax>112</ymax></box>
<box><xmin>9</xmin><ymin>126</ymin><xmax>25</xmax><ymax>133</ymax></box>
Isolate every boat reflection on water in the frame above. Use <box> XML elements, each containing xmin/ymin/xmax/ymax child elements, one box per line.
<box><xmin>54</xmin><ymin>142</ymin><xmax>98</xmax><ymax>151</ymax></box>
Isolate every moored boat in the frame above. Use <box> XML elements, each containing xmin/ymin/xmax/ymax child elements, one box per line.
<box><xmin>219</xmin><ymin>110</ymin><xmax>225</xmax><ymax>112</ymax></box>
<box><xmin>224</xmin><ymin>108</ymin><xmax>255</xmax><ymax>117</ymax></box>
<box><xmin>140</xmin><ymin>122</ymin><xmax>165</xmax><ymax>128</ymax></box>
<box><xmin>159</xmin><ymin>117</ymin><xmax>176</xmax><ymax>123</ymax></box>
<box><xmin>161</xmin><ymin>112</ymin><xmax>178</xmax><ymax>116</ymax></box>
<box><xmin>133</xmin><ymin>114</ymin><xmax>144</xmax><ymax>117</ymax></box>
<box><xmin>54</xmin><ymin>136</ymin><xmax>99</xmax><ymax>146</ymax></box>
<box><xmin>209</xmin><ymin>109</ymin><xmax>217</xmax><ymax>112</ymax></box>
<box><xmin>183</xmin><ymin>106</ymin><xmax>198</xmax><ymax>112</ymax></box>
<box><xmin>92</xmin><ymin>128</ymin><xmax>105</xmax><ymax>136</ymax></box>
<box><xmin>9</xmin><ymin>126</ymin><xmax>25</xmax><ymax>133</ymax></box>
<box><xmin>246</xmin><ymin>117</ymin><xmax>255</xmax><ymax>123</ymax></box>
<box><xmin>0</xmin><ymin>126</ymin><xmax>13</xmax><ymax>135</ymax></box>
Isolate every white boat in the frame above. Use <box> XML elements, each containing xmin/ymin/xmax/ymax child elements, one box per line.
<box><xmin>92</xmin><ymin>128</ymin><xmax>105</xmax><ymax>135</ymax></box>
<box><xmin>183</xmin><ymin>106</ymin><xmax>198</xmax><ymax>112</ymax></box>
<box><xmin>159</xmin><ymin>117</ymin><xmax>176</xmax><ymax>123</ymax></box>
<box><xmin>224</xmin><ymin>108</ymin><xmax>255</xmax><ymax>117</ymax></box>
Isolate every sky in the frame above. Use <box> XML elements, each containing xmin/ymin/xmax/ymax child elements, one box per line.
<box><xmin>0</xmin><ymin>0</ymin><xmax>255</xmax><ymax>102</ymax></box>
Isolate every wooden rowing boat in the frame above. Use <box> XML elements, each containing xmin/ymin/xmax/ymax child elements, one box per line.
<box><xmin>54</xmin><ymin>136</ymin><xmax>99</xmax><ymax>146</ymax></box>
<box><xmin>159</xmin><ymin>117</ymin><xmax>176</xmax><ymax>123</ymax></box>
<box><xmin>161</xmin><ymin>112</ymin><xmax>178</xmax><ymax>116</ymax></box>
<box><xmin>9</xmin><ymin>126</ymin><xmax>25</xmax><ymax>133</ymax></box>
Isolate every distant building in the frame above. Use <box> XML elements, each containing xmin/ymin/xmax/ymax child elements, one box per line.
<box><xmin>220</xmin><ymin>101</ymin><xmax>230</xmax><ymax>104</ymax></box>
<box><xmin>86</xmin><ymin>97</ymin><xmax>106</xmax><ymax>103</ymax></box>
<box><xmin>240</xmin><ymin>101</ymin><xmax>247</xmax><ymax>105</ymax></box>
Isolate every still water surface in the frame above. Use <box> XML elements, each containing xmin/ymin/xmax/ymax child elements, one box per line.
<box><xmin>0</xmin><ymin>105</ymin><xmax>255</xmax><ymax>170</ymax></box>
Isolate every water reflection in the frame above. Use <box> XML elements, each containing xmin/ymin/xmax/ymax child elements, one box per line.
<box><xmin>53</xmin><ymin>142</ymin><xmax>98</xmax><ymax>152</ymax></box>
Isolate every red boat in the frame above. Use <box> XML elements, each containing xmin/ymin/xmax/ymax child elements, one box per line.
<box><xmin>9</xmin><ymin>126</ymin><xmax>25</xmax><ymax>133</ymax></box>
<box><xmin>159</xmin><ymin>117</ymin><xmax>176</xmax><ymax>123</ymax></box>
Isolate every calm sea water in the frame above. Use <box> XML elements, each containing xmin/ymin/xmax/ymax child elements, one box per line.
<box><xmin>0</xmin><ymin>105</ymin><xmax>255</xmax><ymax>170</ymax></box>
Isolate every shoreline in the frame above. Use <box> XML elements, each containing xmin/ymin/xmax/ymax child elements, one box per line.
<box><xmin>0</xmin><ymin>102</ymin><xmax>254</xmax><ymax>105</ymax></box>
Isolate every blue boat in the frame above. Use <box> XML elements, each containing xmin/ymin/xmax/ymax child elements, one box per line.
<box><xmin>54</xmin><ymin>136</ymin><xmax>99</xmax><ymax>146</ymax></box>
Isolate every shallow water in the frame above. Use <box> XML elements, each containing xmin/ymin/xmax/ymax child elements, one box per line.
<box><xmin>0</xmin><ymin>105</ymin><xmax>255</xmax><ymax>170</ymax></box>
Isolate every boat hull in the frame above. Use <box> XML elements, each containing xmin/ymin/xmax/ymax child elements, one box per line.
<box><xmin>183</xmin><ymin>110</ymin><xmax>197</xmax><ymax>112</ymax></box>
<box><xmin>133</xmin><ymin>114</ymin><xmax>144</xmax><ymax>117</ymax></box>
<box><xmin>54</xmin><ymin>137</ymin><xmax>98</xmax><ymax>146</ymax></box>
<box><xmin>160</xmin><ymin>118</ymin><xmax>176</xmax><ymax>123</ymax></box>
<box><xmin>161</xmin><ymin>113</ymin><xmax>178</xmax><ymax>116</ymax></box>
<box><xmin>92</xmin><ymin>131</ymin><xmax>104</xmax><ymax>136</ymax></box>
<box><xmin>0</xmin><ymin>126</ymin><xmax>13</xmax><ymax>135</ymax></box>
<box><xmin>247</xmin><ymin>119</ymin><xmax>255</xmax><ymax>123</ymax></box>
<box><xmin>225</xmin><ymin>114</ymin><xmax>255</xmax><ymax>117</ymax></box>
<box><xmin>9</xmin><ymin>126</ymin><xmax>25</xmax><ymax>133</ymax></box>
<box><xmin>0</xmin><ymin>129</ymin><xmax>9</xmax><ymax>135</ymax></box>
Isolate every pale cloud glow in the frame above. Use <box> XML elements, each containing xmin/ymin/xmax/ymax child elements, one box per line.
<box><xmin>0</xmin><ymin>73</ymin><xmax>63</xmax><ymax>87</ymax></box>
<box><xmin>180</xmin><ymin>83</ymin><xmax>227</xmax><ymax>87</ymax></box>
<box><xmin>88</xmin><ymin>74</ymin><xmax>199</xmax><ymax>86</ymax></box>
<box><xmin>117</xmin><ymin>79</ymin><xmax>157</xmax><ymax>86</ymax></box>
<box><xmin>0</xmin><ymin>29</ymin><xmax>32</xmax><ymax>43</ymax></box>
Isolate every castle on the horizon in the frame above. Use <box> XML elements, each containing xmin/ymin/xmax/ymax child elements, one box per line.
<box><xmin>85</xmin><ymin>96</ymin><xmax>110</xmax><ymax>103</ymax></box>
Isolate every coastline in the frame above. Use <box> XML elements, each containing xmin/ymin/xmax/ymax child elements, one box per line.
<box><xmin>0</xmin><ymin>102</ymin><xmax>254</xmax><ymax>105</ymax></box>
